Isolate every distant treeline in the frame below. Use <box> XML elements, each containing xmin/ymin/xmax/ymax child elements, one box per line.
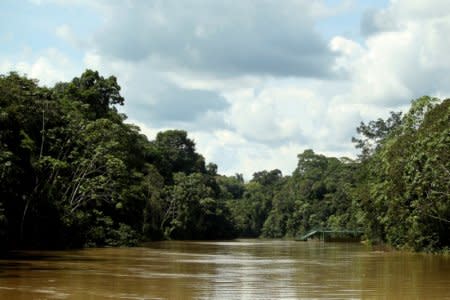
<box><xmin>0</xmin><ymin>71</ymin><xmax>448</xmax><ymax>251</ymax></box>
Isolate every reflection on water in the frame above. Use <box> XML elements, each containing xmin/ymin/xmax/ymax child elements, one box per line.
<box><xmin>0</xmin><ymin>240</ymin><xmax>449</xmax><ymax>299</ymax></box>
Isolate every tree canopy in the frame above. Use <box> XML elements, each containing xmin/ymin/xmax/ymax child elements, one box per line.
<box><xmin>1</xmin><ymin>71</ymin><xmax>448</xmax><ymax>252</ymax></box>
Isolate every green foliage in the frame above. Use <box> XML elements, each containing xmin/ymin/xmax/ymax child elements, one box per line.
<box><xmin>84</xmin><ymin>210</ymin><xmax>139</xmax><ymax>247</ymax></box>
<box><xmin>261</xmin><ymin>151</ymin><xmax>360</xmax><ymax>238</ymax></box>
<box><xmin>356</xmin><ymin>97</ymin><xmax>450</xmax><ymax>251</ymax></box>
<box><xmin>161</xmin><ymin>172</ymin><xmax>236</xmax><ymax>239</ymax></box>
<box><xmin>0</xmin><ymin>70</ymin><xmax>239</xmax><ymax>249</ymax></box>
<box><xmin>224</xmin><ymin>170</ymin><xmax>285</xmax><ymax>237</ymax></box>
<box><xmin>225</xmin><ymin>95</ymin><xmax>448</xmax><ymax>251</ymax></box>
<box><xmin>57</xmin><ymin>69</ymin><xmax>124</xmax><ymax>119</ymax></box>
<box><xmin>227</xmin><ymin>181</ymin><xmax>272</xmax><ymax>237</ymax></box>
<box><xmin>217</xmin><ymin>174</ymin><xmax>245</xmax><ymax>199</ymax></box>
<box><xmin>152</xmin><ymin>130</ymin><xmax>206</xmax><ymax>183</ymax></box>
<box><xmin>352</xmin><ymin>111</ymin><xmax>403</xmax><ymax>160</ymax></box>
<box><xmin>1</xmin><ymin>70</ymin><xmax>447</xmax><ymax>252</ymax></box>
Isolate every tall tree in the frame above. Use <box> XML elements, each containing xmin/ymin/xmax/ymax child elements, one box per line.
<box><xmin>356</xmin><ymin>96</ymin><xmax>449</xmax><ymax>250</ymax></box>
<box><xmin>152</xmin><ymin>130</ymin><xmax>206</xmax><ymax>182</ymax></box>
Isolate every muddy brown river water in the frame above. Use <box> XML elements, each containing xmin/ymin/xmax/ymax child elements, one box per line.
<box><xmin>0</xmin><ymin>239</ymin><xmax>449</xmax><ymax>299</ymax></box>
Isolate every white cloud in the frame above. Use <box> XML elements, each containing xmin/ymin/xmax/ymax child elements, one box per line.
<box><xmin>55</xmin><ymin>24</ymin><xmax>79</xmax><ymax>47</ymax></box>
<box><xmin>330</xmin><ymin>36</ymin><xmax>364</xmax><ymax>74</ymax></box>
<box><xmin>225</xmin><ymin>84</ymin><xmax>324</xmax><ymax>144</ymax></box>
<box><xmin>189</xmin><ymin>129</ymin><xmax>307</xmax><ymax>179</ymax></box>
<box><xmin>331</xmin><ymin>0</ymin><xmax>450</xmax><ymax>113</ymax></box>
<box><xmin>389</xmin><ymin>0</ymin><xmax>450</xmax><ymax>21</ymax></box>
<box><xmin>127</xmin><ymin>120</ymin><xmax>168</xmax><ymax>142</ymax></box>
<box><xmin>91</xmin><ymin>1</ymin><xmax>337</xmax><ymax>78</ymax></box>
<box><xmin>0</xmin><ymin>48</ymin><xmax>81</xmax><ymax>86</ymax></box>
<box><xmin>5</xmin><ymin>0</ymin><xmax>450</xmax><ymax>178</ymax></box>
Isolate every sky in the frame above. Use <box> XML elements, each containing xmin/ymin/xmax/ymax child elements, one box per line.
<box><xmin>2</xmin><ymin>0</ymin><xmax>450</xmax><ymax>179</ymax></box>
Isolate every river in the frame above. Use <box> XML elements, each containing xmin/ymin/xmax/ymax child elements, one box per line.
<box><xmin>0</xmin><ymin>240</ymin><xmax>449</xmax><ymax>299</ymax></box>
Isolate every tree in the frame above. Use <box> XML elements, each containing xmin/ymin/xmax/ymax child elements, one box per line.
<box><xmin>227</xmin><ymin>170</ymin><xmax>284</xmax><ymax>237</ymax></box>
<box><xmin>0</xmin><ymin>72</ymin><xmax>52</xmax><ymax>246</ymax></box>
<box><xmin>352</xmin><ymin>111</ymin><xmax>402</xmax><ymax>160</ymax></box>
<box><xmin>55</xmin><ymin>69</ymin><xmax>124</xmax><ymax>119</ymax></box>
<box><xmin>262</xmin><ymin>150</ymin><xmax>361</xmax><ymax>238</ymax></box>
<box><xmin>355</xmin><ymin>96</ymin><xmax>449</xmax><ymax>250</ymax></box>
<box><xmin>217</xmin><ymin>174</ymin><xmax>245</xmax><ymax>200</ymax></box>
<box><xmin>152</xmin><ymin>130</ymin><xmax>206</xmax><ymax>183</ymax></box>
<box><xmin>161</xmin><ymin>172</ymin><xmax>235</xmax><ymax>239</ymax></box>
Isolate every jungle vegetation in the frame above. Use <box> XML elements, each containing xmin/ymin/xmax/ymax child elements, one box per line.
<box><xmin>0</xmin><ymin>70</ymin><xmax>448</xmax><ymax>251</ymax></box>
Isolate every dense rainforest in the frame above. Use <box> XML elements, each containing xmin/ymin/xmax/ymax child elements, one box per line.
<box><xmin>0</xmin><ymin>70</ymin><xmax>449</xmax><ymax>251</ymax></box>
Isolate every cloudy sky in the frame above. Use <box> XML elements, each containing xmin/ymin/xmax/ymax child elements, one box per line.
<box><xmin>2</xmin><ymin>0</ymin><xmax>450</xmax><ymax>179</ymax></box>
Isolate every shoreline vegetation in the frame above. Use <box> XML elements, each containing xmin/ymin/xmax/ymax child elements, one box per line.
<box><xmin>0</xmin><ymin>70</ymin><xmax>448</xmax><ymax>252</ymax></box>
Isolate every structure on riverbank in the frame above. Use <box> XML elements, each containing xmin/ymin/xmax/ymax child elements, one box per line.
<box><xmin>296</xmin><ymin>229</ymin><xmax>364</xmax><ymax>242</ymax></box>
